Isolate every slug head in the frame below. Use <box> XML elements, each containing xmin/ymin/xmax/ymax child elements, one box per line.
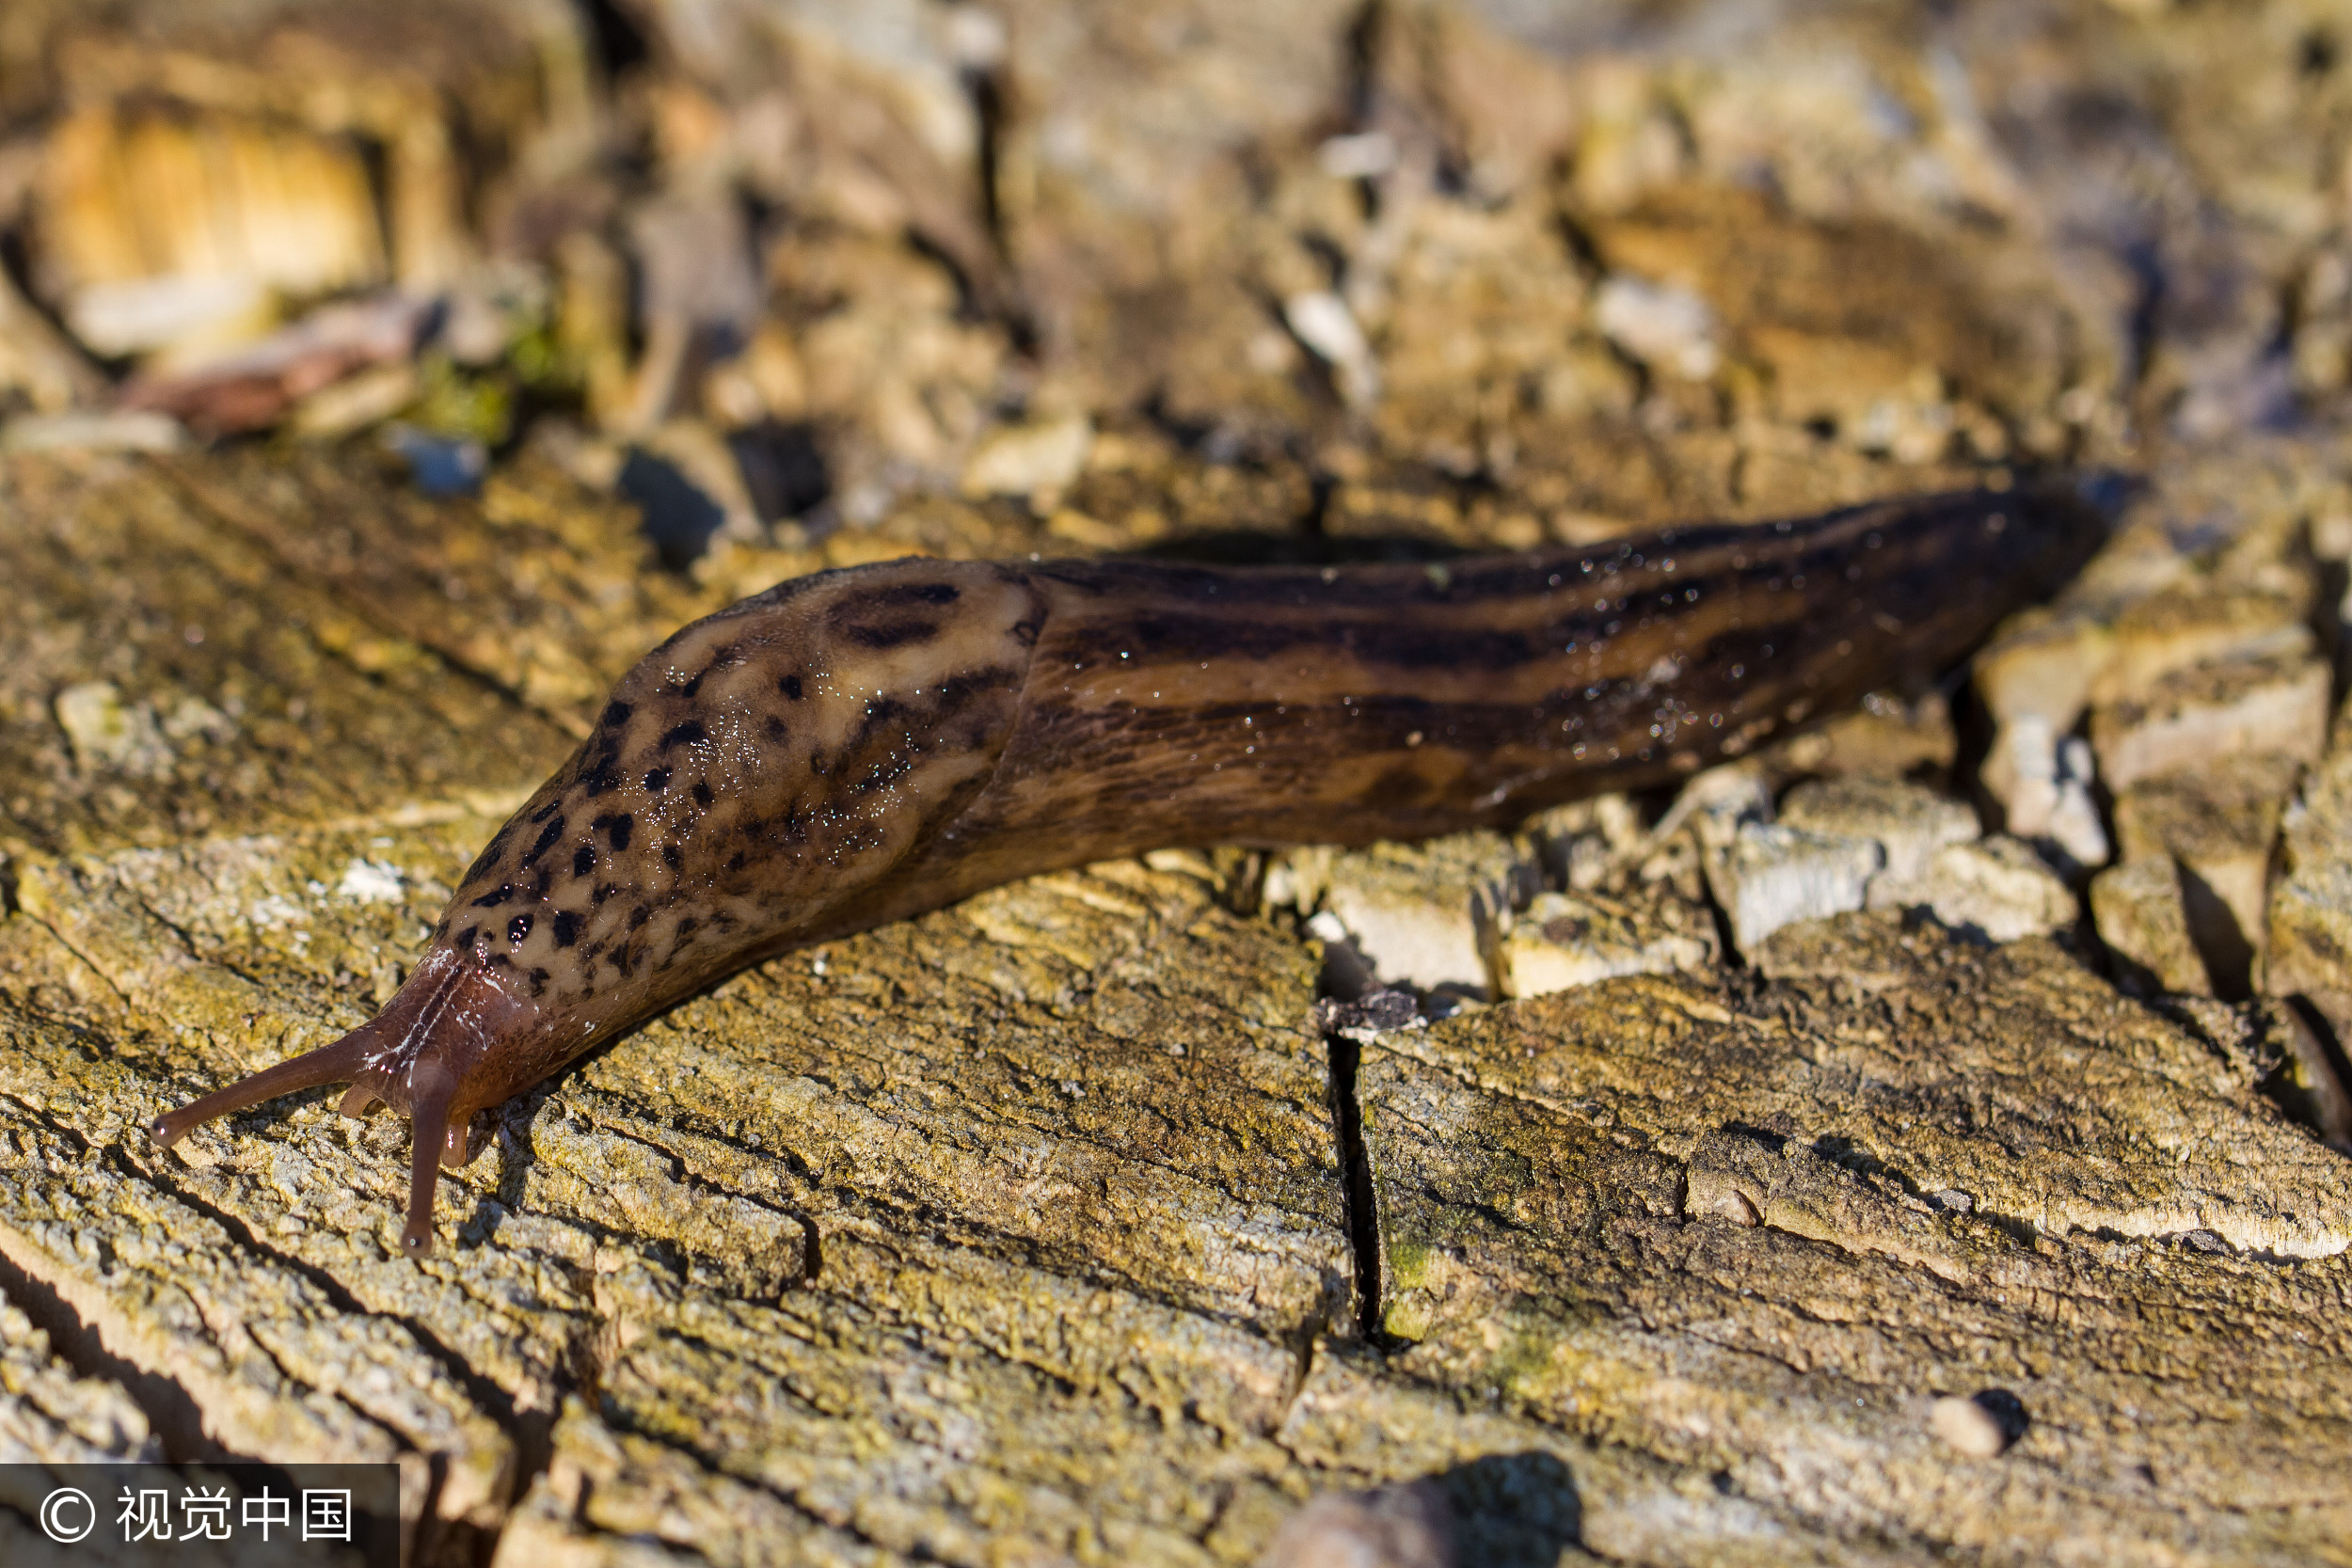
<box><xmin>148</xmin><ymin>558</ymin><xmax>1042</xmax><ymax>1257</ymax></box>
<box><xmin>149</xmin><ymin>948</ymin><xmax>542</xmax><ymax>1256</ymax></box>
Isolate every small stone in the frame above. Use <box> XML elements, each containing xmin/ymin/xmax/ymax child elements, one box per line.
<box><xmin>1654</xmin><ymin>764</ymin><xmax>1774</xmax><ymax>854</ymax></box>
<box><xmin>336</xmin><ymin>858</ymin><xmax>407</xmax><ymax>905</ymax></box>
<box><xmin>2090</xmin><ymin>652</ymin><xmax>2328</xmax><ymax>793</ymax></box>
<box><xmin>1867</xmin><ymin>837</ymin><xmax>2077</xmax><ymax>944</ymax></box>
<box><xmin>1319</xmin><ymin>832</ymin><xmax>1540</xmax><ymax>994</ymax></box>
<box><xmin>1975</xmin><ymin>612</ymin><xmax>2113</xmax><ymax>759</ymax></box>
<box><xmin>1705</xmin><ymin>822</ymin><xmax>1883</xmax><ymax>957</ymax></box>
<box><xmin>2312</xmin><ymin>501</ymin><xmax>2352</xmax><ymax>563</ymax></box>
<box><xmin>1684</xmin><ymin>1156</ymin><xmax>1765</xmax><ymax>1226</ymax></box>
<box><xmin>1499</xmin><ymin>889</ymin><xmax>1715</xmax><ymax>1000</ymax></box>
<box><xmin>2042</xmin><ymin>736</ymin><xmax>2112</xmax><ymax>870</ymax></box>
<box><xmin>1594</xmin><ymin>274</ymin><xmax>1718</xmax><ymax>379</ymax></box>
<box><xmin>1990</xmin><ymin>716</ymin><xmax>2109</xmax><ymax>867</ymax></box>
<box><xmin>960</xmin><ymin>414</ymin><xmax>1095</xmax><ymax>502</ymax></box>
<box><xmin>1780</xmin><ymin>775</ymin><xmax>1979</xmax><ymax>883</ymax></box>
<box><xmin>386</xmin><ymin>423</ymin><xmax>489</xmax><ymax>499</ymax></box>
<box><xmin>53</xmin><ymin>681</ymin><xmax>174</xmax><ymax>779</ymax></box>
<box><xmin>1929</xmin><ymin>1395</ymin><xmax>2011</xmax><ymax>1459</ymax></box>
<box><xmin>1314</xmin><ymin>988</ymin><xmax>1422</xmax><ymax>1042</ymax></box>
<box><xmin>1317</xmin><ymin>130</ymin><xmax>1398</xmax><ymax>179</ymax></box>
<box><xmin>1283</xmin><ymin>292</ymin><xmax>1381</xmax><ymax>408</ymax></box>
<box><xmin>1523</xmin><ymin>793</ymin><xmax>1647</xmax><ymax>891</ymax></box>
<box><xmin>2090</xmin><ymin>859</ymin><xmax>2211</xmax><ymax>996</ymax></box>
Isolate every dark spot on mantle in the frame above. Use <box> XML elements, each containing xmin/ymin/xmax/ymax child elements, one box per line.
<box><xmin>525</xmin><ymin>816</ymin><xmax>566</xmax><ymax>864</ymax></box>
<box><xmin>842</xmin><ymin>618</ymin><xmax>939</xmax><ymax>650</ymax></box>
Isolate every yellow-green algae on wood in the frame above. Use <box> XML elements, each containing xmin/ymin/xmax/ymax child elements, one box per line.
<box><xmin>10</xmin><ymin>445</ymin><xmax>2352</xmax><ymax>1564</ymax></box>
<box><xmin>0</xmin><ymin>831</ymin><xmax>1371</xmax><ymax>1561</ymax></box>
<box><xmin>1361</xmin><ymin>915</ymin><xmax>2352</xmax><ymax>1564</ymax></box>
<box><xmin>0</xmin><ymin>454</ymin><xmax>578</xmax><ymax>857</ymax></box>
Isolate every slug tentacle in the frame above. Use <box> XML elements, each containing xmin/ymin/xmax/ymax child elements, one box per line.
<box><xmin>149</xmin><ymin>1026</ymin><xmax>382</xmax><ymax>1148</ymax></box>
<box><xmin>400</xmin><ymin>1056</ymin><xmax>462</xmax><ymax>1256</ymax></box>
<box><xmin>151</xmin><ymin>483</ymin><xmax>2109</xmax><ymax>1254</ymax></box>
<box><xmin>153</xmin><ymin>947</ymin><xmax>542</xmax><ymax>1254</ymax></box>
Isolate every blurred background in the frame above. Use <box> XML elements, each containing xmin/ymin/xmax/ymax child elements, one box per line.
<box><xmin>0</xmin><ymin>0</ymin><xmax>2344</xmax><ymax>574</ymax></box>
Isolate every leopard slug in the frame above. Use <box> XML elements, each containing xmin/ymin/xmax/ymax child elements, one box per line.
<box><xmin>150</xmin><ymin>483</ymin><xmax>2105</xmax><ymax>1254</ymax></box>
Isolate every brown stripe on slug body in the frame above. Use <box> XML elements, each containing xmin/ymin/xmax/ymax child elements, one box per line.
<box><xmin>148</xmin><ymin>483</ymin><xmax>2106</xmax><ymax>1255</ymax></box>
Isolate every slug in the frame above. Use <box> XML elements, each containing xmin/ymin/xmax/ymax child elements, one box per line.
<box><xmin>150</xmin><ymin>483</ymin><xmax>2105</xmax><ymax>1254</ymax></box>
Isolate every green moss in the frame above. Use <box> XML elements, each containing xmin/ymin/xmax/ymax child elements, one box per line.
<box><xmin>407</xmin><ymin>354</ymin><xmax>515</xmax><ymax>446</ymax></box>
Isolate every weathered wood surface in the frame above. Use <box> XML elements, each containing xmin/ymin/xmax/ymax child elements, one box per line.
<box><xmin>1</xmin><ymin>446</ymin><xmax>2349</xmax><ymax>1566</ymax></box>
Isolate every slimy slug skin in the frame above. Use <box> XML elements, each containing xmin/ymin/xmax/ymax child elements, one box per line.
<box><xmin>150</xmin><ymin>483</ymin><xmax>2106</xmax><ymax>1254</ymax></box>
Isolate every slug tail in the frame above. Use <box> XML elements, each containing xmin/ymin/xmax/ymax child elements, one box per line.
<box><xmin>148</xmin><ymin>1024</ymin><xmax>383</xmax><ymax>1147</ymax></box>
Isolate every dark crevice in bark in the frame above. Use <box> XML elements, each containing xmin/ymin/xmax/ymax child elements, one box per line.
<box><xmin>2276</xmin><ymin>996</ymin><xmax>2352</xmax><ymax>1148</ymax></box>
<box><xmin>2176</xmin><ymin>860</ymin><xmax>2255</xmax><ymax>1001</ymax></box>
<box><xmin>571</xmin><ymin>0</ymin><xmax>651</xmax><ymax>85</ymax></box>
<box><xmin>1692</xmin><ymin>846</ymin><xmax>1742</xmax><ymax>971</ymax></box>
<box><xmin>123</xmin><ymin>1152</ymin><xmax>561</xmax><ymax>1565</ymax></box>
<box><xmin>1324</xmin><ymin>1029</ymin><xmax>1384</xmax><ymax>1340</ymax></box>
<box><xmin>0</xmin><ymin>1224</ymin><xmax>241</xmax><ymax>1465</ymax></box>
<box><xmin>592</xmin><ymin>1388</ymin><xmax>909</xmax><ymax>1559</ymax></box>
